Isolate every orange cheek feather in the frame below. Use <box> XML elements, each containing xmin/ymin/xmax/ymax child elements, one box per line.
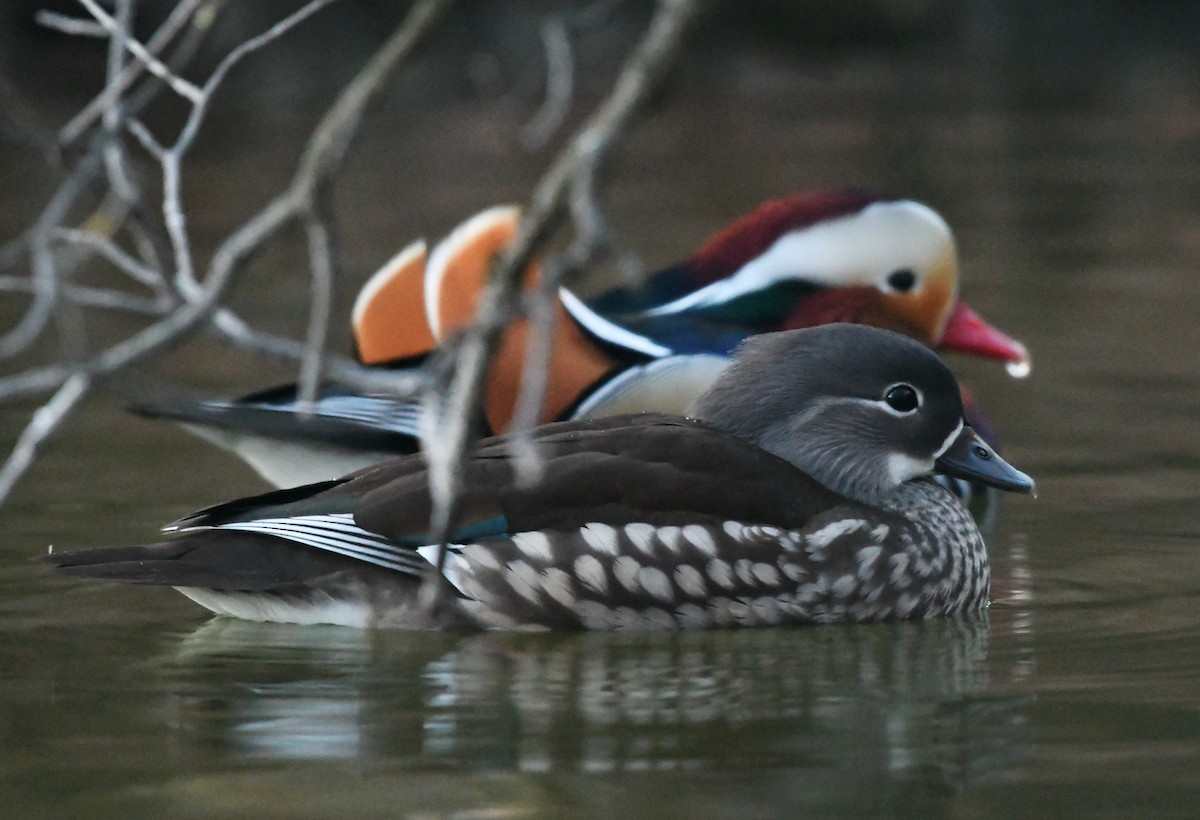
<box><xmin>352</xmin><ymin>242</ymin><xmax>434</xmax><ymax>365</ymax></box>
<box><xmin>782</xmin><ymin>277</ymin><xmax>953</xmax><ymax>346</ymax></box>
<box><xmin>876</xmin><ymin>273</ymin><xmax>954</xmax><ymax>346</ymax></box>
<box><xmin>432</xmin><ymin>212</ymin><xmax>617</xmax><ymax>433</ymax></box>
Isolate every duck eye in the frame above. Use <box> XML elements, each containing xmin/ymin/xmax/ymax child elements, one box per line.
<box><xmin>885</xmin><ymin>384</ymin><xmax>920</xmax><ymax>413</ymax></box>
<box><xmin>886</xmin><ymin>269</ymin><xmax>916</xmax><ymax>293</ymax></box>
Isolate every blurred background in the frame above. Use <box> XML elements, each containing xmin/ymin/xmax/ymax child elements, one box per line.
<box><xmin>1</xmin><ymin>1</ymin><xmax>1199</xmax><ymax>816</ymax></box>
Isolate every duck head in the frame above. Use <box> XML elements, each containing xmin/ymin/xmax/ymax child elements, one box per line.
<box><xmin>688</xmin><ymin>323</ymin><xmax>1035</xmax><ymax>506</ymax></box>
<box><xmin>646</xmin><ymin>190</ymin><xmax>1030</xmax><ymax>373</ymax></box>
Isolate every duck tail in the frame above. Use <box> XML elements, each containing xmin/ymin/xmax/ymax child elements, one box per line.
<box><xmin>44</xmin><ymin>541</ymin><xmax>193</xmax><ymax>585</ymax></box>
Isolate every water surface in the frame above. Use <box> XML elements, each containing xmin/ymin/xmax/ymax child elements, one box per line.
<box><xmin>1</xmin><ymin>4</ymin><xmax>1198</xmax><ymax>817</ymax></box>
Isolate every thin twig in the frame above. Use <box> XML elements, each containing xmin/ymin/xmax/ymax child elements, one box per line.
<box><xmin>0</xmin><ymin>275</ymin><xmax>167</xmax><ymax>315</ymax></box>
<box><xmin>520</xmin><ymin>17</ymin><xmax>574</xmax><ymax>149</ymax></box>
<box><xmin>34</xmin><ymin>11</ymin><xmax>107</xmax><ymax>38</ymax></box>
<box><xmin>0</xmin><ymin>374</ymin><xmax>92</xmax><ymax>506</ymax></box>
<box><xmin>77</xmin><ymin>0</ymin><xmax>205</xmax><ymax>103</ymax></box>
<box><xmin>0</xmin><ymin>152</ymin><xmax>103</xmax><ymax>360</ymax></box>
<box><xmin>297</xmin><ymin>207</ymin><xmax>335</xmax><ymax>410</ymax></box>
<box><xmin>419</xmin><ymin>0</ymin><xmax>708</xmax><ymax>616</ymax></box>
<box><xmin>59</xmin><ymin>0</ymin><xmax>216</xmax><ymax>147</ymax></box>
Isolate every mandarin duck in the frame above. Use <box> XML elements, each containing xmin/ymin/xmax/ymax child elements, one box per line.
<box><xmin>131</xmin><ymin>191</ymin><xmax>1029</xmax><ymax>490</ymax></box>
<box><xmin>51</xmin><ymin>324</ymin><xmax>1035</xmax><ymax>630</ymax></box>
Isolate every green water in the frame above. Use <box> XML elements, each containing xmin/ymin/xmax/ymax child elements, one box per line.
<box><xmin>2</xmin><ymin>3</ymin><xmax>1199</xmax><ymax>817</ymax></box>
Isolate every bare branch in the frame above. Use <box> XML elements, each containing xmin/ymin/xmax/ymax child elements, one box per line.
<box><xmin>0</xmin><ymin>151</ymin><xmax>103</xmax><ymax>360</ymax></box>
<box><xmin>419</xmin><ymin>0</ymin><xmax>709</xmax><ymax>614</ymax></box>
<box><xmin>49</xmin><ymin>228</ymin><xmax>164</xmax><ymax>290</ymax></box>
<box><xmin>34</xmin><ymin>11</ymin><xmax>107</xmax><ymax>38</ymax></box>
<box><xmin>0</xmin><ymin>275</ymin><xmax>167</xmax><ymax>315</ymax></box>
<box><xmin>520</xmin><ymin>17</ymin><xmax>574</xmax><ymax>149</ymax></box>
<box><xmin>76</xmin><ymin>0</ymin><xmax>205</xmax><ymax>103</ymax></box>
<box><xmin>0</xmin><ymin>373</ymin><xmax>92</xmax><ymax>507</ymax></box>
<box><xmin>297</xmin><ymin>207</ymin><xmax>335</xmax><ymax>410</ymax></box>
<box><xmin>59</xmin><ymin>0</ymin><xmax>221</xmax><ymax>147</ymax></box>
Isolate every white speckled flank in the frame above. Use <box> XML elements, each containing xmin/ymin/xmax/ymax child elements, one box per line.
<box><xmin>581</xmin><ymin>523</ymin><xmax>620</xmax><ymax>555</ymax></box>
<box><xmin>463</xmin><ymin>544</ymin><xmax>501</xmax><ymax>571</ymax></box>
<box><xmin>807</xmin><ymin>519</ymin><xmax>867</xmax><ymax>549</ymax></box>
<box><xmin>624</xmin><ymin>523</ymin><xmax>657</xmax><ymax>556</ymax></box>
<box><xmin>856</xmin><ymin>546</ymin><xmax>883</xmax><ymax>580</ymax></box>
<box><xmin>507</xmin><ymin>560</ymin><xmax>543</xmax><ymax>605</ymax></box>
<box><xmin>674</xmin><ymin>565</ymin><xmax>707</xmax><ymax>598</ymax></box>
<box><xmin>674</xmin><ymin>602</ymin><xmax>710</xmax><ymax>629</ymax></box>
<box><xmin>408</xmin><ymin>483</ymin><xmax>990</xmax><ymax>631</ymax></box>
<box><xmin>540</xmin><ymin>568</ymin><xmax>576</xmax><ymax>608</ymax></box>
<box><xmin>657</xmin><ymin>526</ymin><xmax>683</xmax><ymax>554</ymax></box>
<box><xmin>683</xmin><ymin>525</ymin><xmax>718</xmax><ymax>556</ymax></box>
<box><xmin>574</xmin><ymin>554</ymin><xmax>608</xmax><ymax>595</ymax></box>
<box><xmin>706</xmin><ymin>559</ymin><xmax>736</xmax><ymax>591</ymax></box>
<box><xmin>513</xmin><ymin>531</ymin><xmax>554</xmax><ymax>563</ymax></box>
<box><xmin>638</xmin><ymin>567</ymin><xmax>674</xmax><ymax>603</ymax></box>
<box><xmin>612</xmin><ymin>556</ymin><xmax>641</xmax><ymax>593</ymax></box>
<box><xmin>752</xmin><ymin>563</ymin><xmax>782</xmax><ymax>587</ymax></box>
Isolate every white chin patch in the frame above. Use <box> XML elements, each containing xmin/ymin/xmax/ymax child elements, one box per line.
<box><xmin>886</xmin><ymin>452</ymin><xmax>934</xmax><ymax>486</ymax></box>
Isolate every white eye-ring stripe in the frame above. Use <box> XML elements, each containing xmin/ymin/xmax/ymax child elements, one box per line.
<box><xmin>875</xmin><ymin>383</ymin><xmax>923</xmax><ymax>417</ymax></box>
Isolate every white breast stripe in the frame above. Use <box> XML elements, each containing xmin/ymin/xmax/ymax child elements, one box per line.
<box><xmin>213</xmin><ymin>514</ymin><xmax>428</xmax><ymax>576</ymax></box>
<box><xmin>558</xmin><ymin>287</ymin><xmax>672</xmax><ymax>357</ymax></box>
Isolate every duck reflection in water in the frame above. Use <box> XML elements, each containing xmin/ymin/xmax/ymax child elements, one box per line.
<box><xmin>163</xmin><ymin>615</ymin><xmax>1032</xmax><ymax>796</ymax></box>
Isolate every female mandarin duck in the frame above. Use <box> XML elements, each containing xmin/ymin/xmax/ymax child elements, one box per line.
<box><xmin>52</xmin><ymin>325</ymin><xmax>1035</xmax><ymax>630</ymax></box>
<box><xmin>131</xmin><ymin>190</ymin><xmax>1030</xmax><ymax>488</ymax></box>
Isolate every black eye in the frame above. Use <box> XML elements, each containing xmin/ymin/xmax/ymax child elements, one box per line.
<box><xmin>885</xmin><ymin>384</ymin><xmax>920</xmax><ymax>413</ymax></box>
<box><xmin>886</xmin><ymin>269</ymin><xmax>916</xmax><ymax>292</ymax></box>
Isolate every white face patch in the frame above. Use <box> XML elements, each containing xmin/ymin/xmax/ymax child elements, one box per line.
<box><xmin>884</xmin><ymin>418</ymin><xmax>962</xmax><ymax>489</ymax></box>
<box><xmin>646</xmin><ymin>200</ymin><xmax>954</xmax><ymax>316</ymax></box>
<box><xmin>886</xmin><ymin>452</ymin><xmax>934</xmax><ymax>486</ymax></box>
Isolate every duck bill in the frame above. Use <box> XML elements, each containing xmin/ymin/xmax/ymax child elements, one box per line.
<box><xmin>935</xmin><ymin>425</ymin><xmax>1036</xmax><ymax>495</ymax></box>
<box><xmin>938</xmin><ymin>301</ymin><xmax>1032</xmax><ymax>377</ymax></box>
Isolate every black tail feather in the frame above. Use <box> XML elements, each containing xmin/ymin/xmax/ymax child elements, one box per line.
<box><xmin>44</xmin><ymin>532</ymin><xmax>380</xmax><ymax>591</ymax></box>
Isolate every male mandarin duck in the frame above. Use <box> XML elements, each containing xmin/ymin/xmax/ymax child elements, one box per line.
<box><xmin>131</xmin><ymin>190</ymin><xmax>1030</xmax><ymax>489</ymax></box>
<box><xmin>51</xmin><ymin>325</ymin><xmax>1035</xmax><ymax>630</ymax></box>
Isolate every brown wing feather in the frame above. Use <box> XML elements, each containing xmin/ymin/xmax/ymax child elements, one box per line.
<box><xmin>354</xmin><ymin>414</ymin><xmax>843</xmax><ymax>540</ymax></box>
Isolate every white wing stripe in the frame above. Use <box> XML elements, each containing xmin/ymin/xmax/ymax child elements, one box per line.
<box><xmin>214</xmin><ymin>514</ymin><xmax>429</xmax><ymax>575</ymax></box>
